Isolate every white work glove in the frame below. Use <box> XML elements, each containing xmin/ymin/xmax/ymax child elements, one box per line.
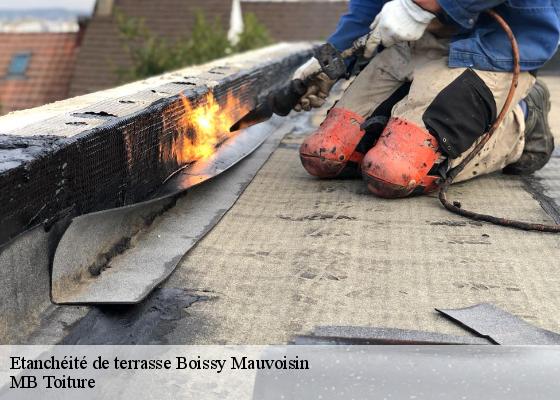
<box><xmin>364</xmin><ymin>0</ymin><xmax>436</xmax><ymax>58</ymax></box>
<box><xmin>292</xmin><ymin>57</ymin><xmax>336</xmax><ymax>112</ymax></box>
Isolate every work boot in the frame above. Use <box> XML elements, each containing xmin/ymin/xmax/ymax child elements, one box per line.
<box><xmin>504</xmin><ymin>79</ymin><xmax>555</xmax><ymax>175</ymax></box>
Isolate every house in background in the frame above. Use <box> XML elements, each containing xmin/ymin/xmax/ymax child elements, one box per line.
<box><xmin>69</xmin><ymin>0</ymin><xmax>348</xmax><ymax>96</ymax></box>
<box><xmin>0</xmin><ymin>16</ymin><xmax>85</xmax><ymax>115</ymax></box>
<box><xmin>0</xmin><ymin>0</ymin><xmax>349</xmax><ymax>114</ymax></box>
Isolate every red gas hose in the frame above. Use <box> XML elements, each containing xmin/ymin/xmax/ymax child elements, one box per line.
<box><xmin>438</xmin><ymin>9</ymin><xmax>560</xmax><ymax>233</ymax></box>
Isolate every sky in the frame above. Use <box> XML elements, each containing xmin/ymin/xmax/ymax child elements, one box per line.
<box><xmin>0</xmin><ymin>0</ymin><xmax>96</xmax><ymax>13</ymax></box>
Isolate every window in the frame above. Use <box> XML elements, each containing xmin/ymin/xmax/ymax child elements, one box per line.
<box><xmin>7</xmin><ymin>53</ymin><xmax>31</xmax><ymax>78</ymax></box>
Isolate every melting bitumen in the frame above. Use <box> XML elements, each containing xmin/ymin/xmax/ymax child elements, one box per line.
<box><xmin>60</xmin><ymin>288</ymin><xmax>206</xmax><ymax>345</ymax></box>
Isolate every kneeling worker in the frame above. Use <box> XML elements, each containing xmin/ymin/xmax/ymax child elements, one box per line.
<box><xmin>295</xmin><ymin>0</ymin><xmax>558</xmax><ymax>197</ymax></box>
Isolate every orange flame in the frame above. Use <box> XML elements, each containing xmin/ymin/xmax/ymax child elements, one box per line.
<box><xmin>175</xmin><ymin>90</ymin><xmax>249</xmax><ymax>162</ymax></box>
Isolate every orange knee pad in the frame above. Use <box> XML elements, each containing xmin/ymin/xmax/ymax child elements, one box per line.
<box><xmin>299</xmin><ymin>108</ymin><xmax>366</xmax><ymax>178</ymax></box>
<box><xmin>361</xmin><ymin>118</ymin><xmax>441</xmax><ymax>198</ymax></box>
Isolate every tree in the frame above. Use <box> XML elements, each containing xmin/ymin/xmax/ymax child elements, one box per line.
<box><xmin>234</xmin><ymin>12</ymin><xmax>272</xmax><ymax>53</ymax></box>
<box><xmin>115</xmin><ymin>9</ymin><xmax>272</xmax><ymax>82</ymax></box>
<box><xmin>114</xmin><ymin>8</ymin><xmax>173</xmax><ymax>81</ymax></box>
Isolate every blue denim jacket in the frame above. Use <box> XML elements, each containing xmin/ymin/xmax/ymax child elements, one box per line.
<box><xmin>328</xmin><ymin>0</ymin><xmax>560</xmax><ymax>71</ymax></box>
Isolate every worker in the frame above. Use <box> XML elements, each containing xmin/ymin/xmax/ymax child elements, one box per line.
<box><xmin>295</xmin><ymin>0</ymin><xmax>558</xmax><ymax>197</ymax></box>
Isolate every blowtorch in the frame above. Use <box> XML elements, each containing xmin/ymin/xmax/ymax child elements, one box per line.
<box><xmin>229</xmin><ymin>34</ymin><xmax>371</xmax><ymax>132</ymax></box>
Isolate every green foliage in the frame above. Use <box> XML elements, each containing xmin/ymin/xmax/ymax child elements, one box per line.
<box><xmin>115</xmin><ymin>9</ymin><xmax>172</xmax><ymax>81</ymax></box>
<box><xmin>115</xmin><ymin>9</ymin><xmax>273</xmax><ymax>82</ymax></box>
<box><xmin>172</xmin><ymin>12</ymin><xmax>231</xmax><ymax>66</ymax></box>
<box><xmin>234</xmin><ymin>13</ymin><xmax>272</xmax><ymax>53</ymax></box>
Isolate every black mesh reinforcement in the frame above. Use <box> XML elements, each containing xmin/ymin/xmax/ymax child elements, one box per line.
<box><xmin>0</xmin><ymin>51</ymin><xmax>311</xmax><ymax>246</ymax></box>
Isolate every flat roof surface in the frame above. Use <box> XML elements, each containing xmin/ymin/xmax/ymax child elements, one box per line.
<box><xmin>163</xmin><ymin>77</ymin><xmax>560</xmax><ymax>344</ymax></box>
<box><xmin>28</xmin><ymin>76</ymin><xmax>560</xmax><ymax>345</ymax></box>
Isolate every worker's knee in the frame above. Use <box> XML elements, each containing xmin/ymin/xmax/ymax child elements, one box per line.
<box><xmin>362</xmin><ymin>68</ymin><xmax>500</xmax><ymax>198</ymax></box>
<box><xmin>361</xmin><ymin>118</ymin><xmax>441</xmax><ymax>198</ymax></box>
<box><xmin>299</xmin><ymin>108</ymin><xmax>366</xmax><ymax>178</ymax></box>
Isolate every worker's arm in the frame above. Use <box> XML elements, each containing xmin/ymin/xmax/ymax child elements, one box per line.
<box><xmin>420</xmin><ymin>0</ymin><xmax>506</xmax><ymax>29</ymax></box>
<box><xmin>327</xmin><ymin>0</ymin><xmax>384</xmax><ymax>52</ymax></box>
<box><xmin>363</xmin><ymin>0</ymin><xmax>508</xmax><ymax>57</ymax></box>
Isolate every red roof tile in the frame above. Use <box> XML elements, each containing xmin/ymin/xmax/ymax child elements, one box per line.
<box><xmin>0</xmin><ymin>32</ymin><xmax>79</xmax><ymax>114</ymax></box>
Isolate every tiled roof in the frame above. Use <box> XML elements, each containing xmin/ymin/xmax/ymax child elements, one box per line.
<box><xmin>70</xmin><ymin>0</ymin><xmax>348</xmax><ymax>96</ymax></box>
<box><xmin>0</xmin><ymin>32</ymin><xmax>79</xmax><ymax>115</ymax></box>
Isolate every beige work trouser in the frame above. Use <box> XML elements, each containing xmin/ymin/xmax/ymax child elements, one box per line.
<box><xmin>335</xmin><ymin>33</ymin><xmax>536</xmax><ymax>182</ymax></box>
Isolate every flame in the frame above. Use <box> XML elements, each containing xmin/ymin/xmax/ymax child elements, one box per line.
<box><xmin>175</xmin><ymin>90</ymin><xmax>249</xmax><ymax>162</ymax></box>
